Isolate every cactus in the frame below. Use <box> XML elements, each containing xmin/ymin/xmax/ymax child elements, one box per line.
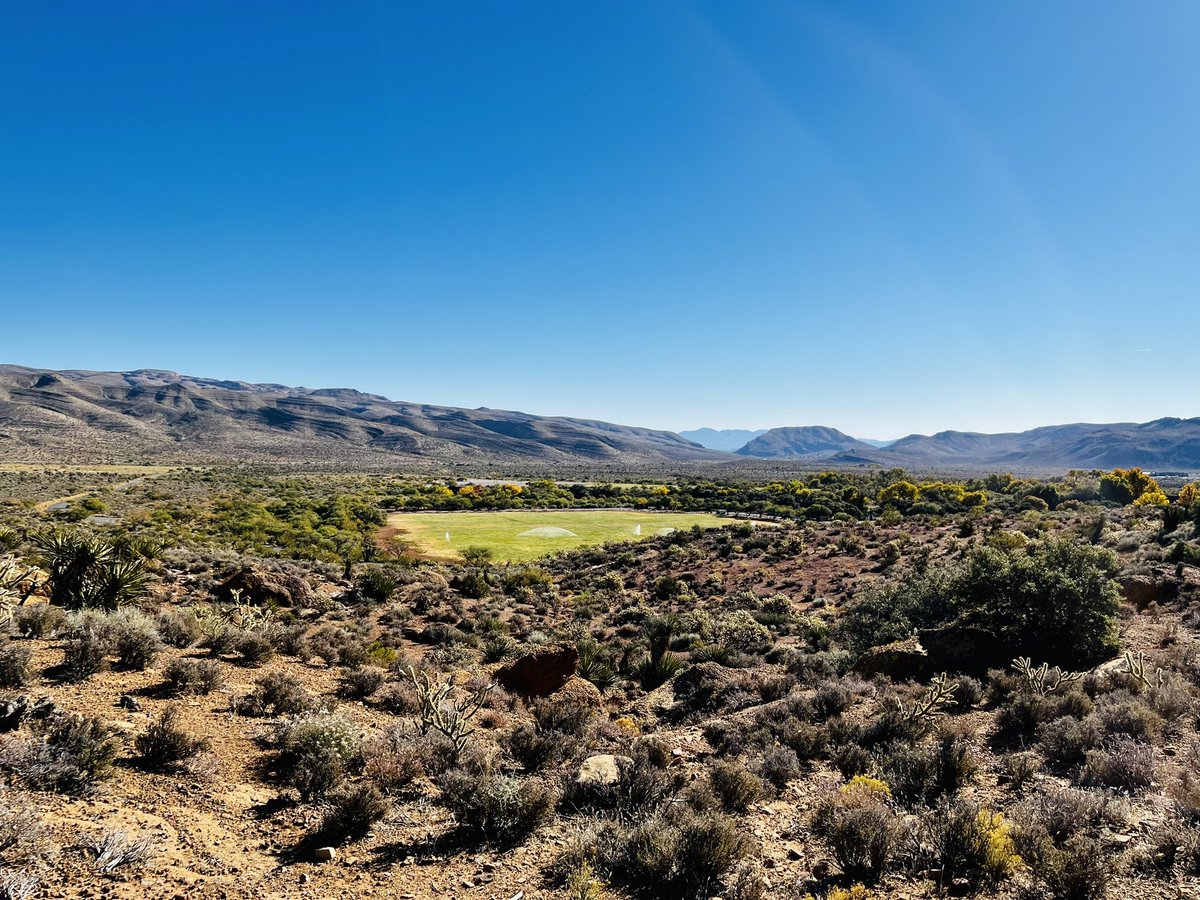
<box><xmin>894</xmin><ymin>672</ymin><xmax>957</xmax><ymax>722</ymax></box>
<box><xmin>405</xmin><ymin>666</ymin><xmax>493</xmax><ymax>757</ymax></box>
<box><xmin>1012</xmin><ymin>657</ymin><xmax>1082</xmax><ymax>697</ymax></box>
<box><xmin>1122</xmin><ymin>650</ymin><xmax>1164</xmax><ymax>690</ymax></box>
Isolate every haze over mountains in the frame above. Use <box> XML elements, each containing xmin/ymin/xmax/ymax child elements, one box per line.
<box><xmin>678</xmin><ymin>428</ymin><xmax>767</xmax><ymax>452</ymax></box>
<box><xmin>1</xmin><ymin>366</ymin><xmax>1198</xmax><ymax>472</ymax></box>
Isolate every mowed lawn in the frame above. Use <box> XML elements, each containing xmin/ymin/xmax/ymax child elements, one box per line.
<box><xmin>387</xmin><ymin>509</ymin><xmax>737</xmax><ymax>562</ymax></box>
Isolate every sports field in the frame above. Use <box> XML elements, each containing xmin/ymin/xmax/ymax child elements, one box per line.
<box><xmin>386</xmin><ymin>509</ymin><xmax>737</xmax><ymax>562</ymax></box>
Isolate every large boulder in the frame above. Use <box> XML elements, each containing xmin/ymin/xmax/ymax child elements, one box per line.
<box><xmin>1118</xmin><ymin>574</ymin><xmax>1176</xmax><ymax>611</ymax></box>
<box><xmin>671</xmin><ymin>662</ymin><xmax>737</xmax><ymax>713</ymax></box>
<box><xmin>216</xmin><ymin>568</ymin><xmax>311</xmax><ymax>607</ymax></box>
<box><xmin>851</xmin><ymin>638</ymin><xmax>930</xmax><ymax>681</ymax></box>
<box><xmin>552</xmin><ymin>675</ymin><xmax>604</xmax><ymax>711</ymax></box>
<box><xmin>919</xmin><ymin>624</ymin><xmax>1009</xmax><ymax>677</ymax></box>
<box><xmin>495</xmin><ymin>644</ymin><xmax>578</xmax><ymax>697</ymax></box>
<box><xmin>574</xmin><ymin>754</ymin><xmax>633</xmax><ymax>788</ymax></box>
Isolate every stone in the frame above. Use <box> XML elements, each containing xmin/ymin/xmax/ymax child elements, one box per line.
<box><xmin>670</xmin><ymin>662</ymin><xmax>737</xmax><ymax>713</ymax></box>
<box><xmin>1118</xmin><ymin>574</ymin><xmax>1176</xmax><ymax>611</ymax></box>
<box><xmin>495</xmin><ymin>644</ymin><xmax>578</xmax><ymax>697</ymax></box>
<box><xmin>851</xmin><ymin>638</ymin><xmax>930</xmax><ymax>681</ymax></box>
<box><xmin>216</xmin><ymin>567</ymin><xmax>311</xmax><ymax>607</ymax></box>
<box><xmin>314</xmin><ymin>846</ymin><xmax>336</xmax><ymax>862</ymax></box>
<box><xmin>551</xmin><ymin>676</ymin><xmax>603</xmax><ymax>710</ymax></box>
<box><xmin>919</xmin><ymin>624</ymin><xmax>1008</xmax><ymax>676</ymax></box>
<box><xmin>574</xmin><ymin>754</ymin><xmax>633</xmax><ymax>788</ymax></box>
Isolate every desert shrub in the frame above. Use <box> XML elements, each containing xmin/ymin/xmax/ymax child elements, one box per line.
<box><xmin>772</xmin><ymin>720</ymin><xmax>828</xmax><ymax>762</ymax></box>
<box><xmin>233</xmin><ymin>630</ymin><xmax>275</xmax><ymax>666</ymax></box>
<box><xmin>507</xmin><ymin>698</ymin><xmax>594</xmax><ymax>773</ymax></box>
<box><xmin>238</xmin><ymin>671</ymin><xmax>316</xmax><ymax>717</ymax></box>
<box><xmin>61</xmin><ymin>621</ymin><xmax>110</xmax><ymax>682</ymax></box>
<box><xmin>576</xmin><ymin>640</ymin><xmax>618</xmax><ymax>692</ymax></box>
<box><xmin>638</xmin><ymin>651</ymin><xmax>686</xmax><ymax>689</ymax></box>
<box><xmin>1096</xmin><ymin>692</ymin><xmax>1163</xmax><ymax>743</ymax></box>
<box><xmin>813</xmin><ymin>678</ymin><xmax>855</xmax><ymax>718</ymax></box>
<box><xmin>612</xmin><ymin>806</ymin><xmax>751</xmax><ymax>897</ymax></box>
<box><xmin>135</xmin><ymin>706</ymin><xmax>209</xmax><ymax>771</ymax></box>
<box><xmin>831</xmin><ymin>741</ymin><xmax>874</xmax><ymax>779</ymax></box>
<box><xmin>362</xmin><ymin>725</ymin><xmax>424</xmax><ymax>794</ymax></box>
<box><xmin>813</xmin><ymin>779</ymin><xmax>904</xmax><ymax>882</ymax></box>
<box><xmin>1000</xmin><ymin>751</ymin><xmax>1042</xmax><ymax>790</ymax></box>
<box><xmin>109</xmin><ymin>611</ymin><xmax>162</xmax><ymax>671</ymax></box>
<box><xmin>338</xmin><ymin>666</ymin><xmax>385</xmax><ymax>700</ymax></box>
<box><xmin>318</xmin><ymin>781</ymin><xmax>389</xmax><ymax>841</ymax></box>
<box><xmin>12</xmin><ymin>604</ymin><xmax>65</xmax><ymax>639</ymax></box>
<box><xmin>0</xmin><ymin>795</ymin><xmax>55</xmax><ymax>867</ymax></box>
<box><xmin>949</xmin><ymin>675</ymin><xmax>984</xmax><ymax>710</ymax></box>
<box><xmin>994</xmin><ymin>689</ymin><xmax>1091</xmax><ymax>745</ymax></box>
<box><xmin>377</xmin><ymin>680</ymin><xmax>420</xmax><ymax>715</ymax></box>
<box><xmin>83</xmin><ymin>829</ymin><xmax>157</xmax><ymax>873</ymax></box>
<box><xmin>711</xmin><ymin>611</ymin><xmax>772</xmax><ymax>654</ymax></box>
<box><xmin>356</xmin><ymin>568</ymin><xmax>397</xmax><ymax>604</ymax></box>
<box><xmin>162</xmin><ymin>658</ymin><xmax>223</xmax><ymax>696</ymax></box>
<box><xmin>757</xmin><ymin>745</ymin><xmax>801</xmax><ymax>790</ymax></box>
<box><xmin>562</xmin><ymin>743</ymin><xmax>678</xmax><ymax>822</ymax></box>
<box><xmin>438</xmin><ymin>768</ymin><xmax>556</xmax><ymax>845</ymax></box>
<box><xmin>1079</xmin><ymin>737</ymin><xmax>1155</xmax><ymax>792</ymax></box>
<box><xmin>279</xmin><ymin>714</ymin><xmax>361</xmax><ymax>800</ymax></box>
<box><xmin>302</xmin><ymin>625</ymin><xmax>368</xmax><ymax>667</ymax></box>
<box><xmin>927</xmin><ymin>799</ymin><xmax>1021</xmax><ymax>889</ymax></box>
<box><xmin>1018</xmin><ymin>786</ymin><xmax>1112</xmax><ymax>842</ymax></box>
<box><xmin>14</xmin><ymin>713</ymin><xmax>121</xmax><ymax>793</ymax></box>
<box><xmin>709</xmin><ymin>761</ymin><xmax>763</xmax><ymax>812</ymax></box>
<box><xmin>154</xmin><ymin>608</ymin><xmax>200</xmax><ymax>648</ymax></box>
<box><xmin>1037</xmin><ymin>715</ymin><xmax>1103</xmax><ymax>771</ymax></box>
<box><xmin>0</xmin><ymin>644</ymin><xmax>31</xmax><ymax>689</ymax></box>
<box><xmin>1015</xmin><ymin>830</ymin><xmax>1111</xmax><ymax>900</ymax></box>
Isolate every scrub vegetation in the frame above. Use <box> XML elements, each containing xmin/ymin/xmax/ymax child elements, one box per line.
<box><xmin>0</xmin><ymin>464</ymin><xmax>1197</xmax><ymax>898</ymax></box>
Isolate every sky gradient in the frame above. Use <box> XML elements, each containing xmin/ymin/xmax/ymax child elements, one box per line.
<box><xmin>2</xmin><ymin>2</ymin><xmax>1197</xmax><ymax>439</ymax></box>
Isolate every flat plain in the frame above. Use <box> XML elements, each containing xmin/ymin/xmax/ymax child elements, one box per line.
<box><xmin>387</xmin><ymin>508</ymin><xmax>739</xmax><ymax>561</ymax></box>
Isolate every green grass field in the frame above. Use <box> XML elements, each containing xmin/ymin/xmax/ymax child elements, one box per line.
<box><xmin>387</xmin><ymin>509</ymin><xmax>737</xmax><ymax>562</ymax></box>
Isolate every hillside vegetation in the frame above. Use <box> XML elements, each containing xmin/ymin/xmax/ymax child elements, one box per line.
<box><xmin>0</xmin><ymin>466</ymin><xmax>1197</xmax><ymax>898</ymax></box>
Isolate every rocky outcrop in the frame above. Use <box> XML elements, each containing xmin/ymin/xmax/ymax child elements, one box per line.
<box><xmin>495</xmin><ymin>644</ymin><xmax>578</xmax><ymax>697</ymax></box>
<box><xmin>851</xmin><ymin>638</ymin><xmax>930</xmax><ymax>681</ymax></box>
<box><xmin>552</xmin><ymin>675</ymin><xmax>604</xmax><ymax>710</ymax></box>
<box><xmin>1118</xmin><ymin>573</ymin><xmax>1177</xmax><ymax>610</ymax></box>
<box><xmin>919</xmin><ymin>624</ymin><xmax>1008</xmax><ymax>676</ymax></box>
<box><xmin>216</xmin><ymin>568</ymin><xmax>311</xmax><ymax>607</ymax></box>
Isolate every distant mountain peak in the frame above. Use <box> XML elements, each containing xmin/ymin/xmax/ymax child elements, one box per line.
<box><xmin>736</xmin><ymin>426</ymin><xmax>872</xmax><ymax>458</ymax></box>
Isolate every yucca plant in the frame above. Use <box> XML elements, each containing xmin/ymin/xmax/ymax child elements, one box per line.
<box><xmin>31</xmin><ymin>529</ymin><xmax>150</xmax><ymax>610</ymax></box>
<box><xmin>576</xmin><ymin>640</ymin><xmax>618</xmax><ymax>691</ymax></box>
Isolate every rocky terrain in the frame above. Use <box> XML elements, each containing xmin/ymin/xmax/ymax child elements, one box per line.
<box><xmin>0</xmin><ymin>470</ymin><xmax>1198</xmax><ymax>900</ymax></box>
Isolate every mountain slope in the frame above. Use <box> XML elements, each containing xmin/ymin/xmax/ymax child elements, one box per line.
<box><xmin>678</xmin><ymin>428</ymin><xmax>767</xmax><ymax>451</ymax></box>
<box><xmin>837</xmin><ymin>419</ymin><xmax>1200</xmax><ymax>470</ymax></box>
<box><xmin>735</xmin><ymin>426</ymin><xmax>874</xmax><ymax>459</ymax></box>
<box><xmin>0</xmin><ymin>365</ymin><xmax>720</xmax><ymax>465</ymax></box>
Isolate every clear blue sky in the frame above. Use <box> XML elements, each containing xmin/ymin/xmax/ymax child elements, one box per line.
<box><xmin>2</xmin><ymin>2</ymin><xmax>1196</xmax><ymax>439</ymax></box>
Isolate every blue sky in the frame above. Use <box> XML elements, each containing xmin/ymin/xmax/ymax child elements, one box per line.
<box><xmin>2</xmin><ymin>2</ymin><xmax>1197</xmax><ymax>439</ymax></box>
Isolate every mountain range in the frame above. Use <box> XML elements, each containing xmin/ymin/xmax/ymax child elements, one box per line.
<box><xmin>736</xmin><ymin>421</ymin><xmax>1200</xmax><ymax>471</ymax></box>
<box><xmin>0</xmin><ymin>365</ymin><xmax>719</xmax><ymax>465</ymax></box>
<box><xmin>1</xmin><ymin>365</ymin><xmax>1197</xmax><ymax>472</ymax></box>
